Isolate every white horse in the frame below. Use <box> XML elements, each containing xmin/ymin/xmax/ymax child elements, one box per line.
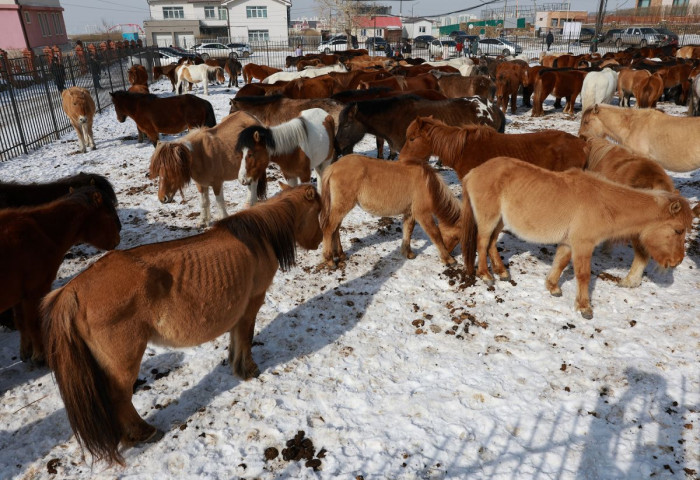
<box><xmin>236</xmin><ymin>108</ymin><xmax>335</xmax><ymax>206</ymax></box>
<box><xmin>175</xmin><ymin>64</ymin><xmax>225</xmax><ymax>96</ymax></box>
<box><xmin>580</xmin><ymin>68</ymin><xmax>619</xmax><ymax>112</ymax></box>
<box><xmin>262</xmin><ymin>64</ymin><xmax>347</xmax><ymax>84</ymax></box>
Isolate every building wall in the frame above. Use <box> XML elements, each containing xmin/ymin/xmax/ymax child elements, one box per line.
<box><xmin>227</xmin><ymin>0</ymin><xmax>288</xmax><ymax>41</ymax></box>
<box><xmin>0</xmin><ymin>3</ymin><xmax>67</xmax><ymax>50</ymax></box>
<box><xmin>535</xmin><ymin>10</ymin><xmax>588</xmax><ymax>31</ymax></box>
<box><xmin>144</xmin><ymin>19</ymin><xmax>201</xmax><ymax>47</ymax></box>
<box><xmin>0</xmin><ymin>7</ymin><xmax>27</xmax><ymax>49</ymax></box>
<box><xmin>403</xmin><ymin>20</ymin><xmax>432</xmax><ymax>38</ymax></box>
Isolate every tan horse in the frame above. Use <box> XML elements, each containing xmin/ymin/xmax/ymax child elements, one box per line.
<box><xmin>579</xmin><ymin>104</ymin><xmax>700</xmax><ymax>172</ymax></box>
<box><xmin>461</xmin><ymin>156</ymin><xmax>692</xmax><ymax>318</ymax></box>
<box><xmin>61</xmin><ymin>87</ymin><xmax>96</xmax><ymax>153</ymax></box>
<box><xmin>578</xmin><ymin>138</ymin><xmax>676</xmax><ymax>288</ymax></box>
<box><xmin>149</xmin><ymin>111</ymin><xmax>261</xmax><ymax>226</ymax></box>
<box><xmin>43</xmin><ymin>184</ymin><xmax>323</xmax><ymax>466</ymax></box>
<box><xmin>320</xmin><ymin>154</ymin><xmax>461</xmax><ymax>268</ymax></box>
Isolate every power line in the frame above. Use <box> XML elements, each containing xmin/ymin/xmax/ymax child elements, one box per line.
<box><xmin>61</xmin><ymin>2</ymin><xmax>148</xmax><ymax>13</ymax></box>
<box><xmin>420</xmin><ymin>0</ymin><xmax>506</xmax><ymax>18</ymax></box>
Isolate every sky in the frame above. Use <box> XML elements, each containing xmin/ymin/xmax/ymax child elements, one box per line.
<box><xmin>61</xmin><ymin>0</ymin><xmax>610</xmax><ymax>35</ymax></box>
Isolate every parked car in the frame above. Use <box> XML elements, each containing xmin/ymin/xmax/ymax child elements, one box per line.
<box><xmin>327</xmin><ymin>34</ymin><xmax>359</xmax><ymax>48</ymax></box>
<box><xmin>610</xmin><ymin>27</ymin><xmax>665</xmax><ymax>48</ymax></box>
<box><xmin>157</xmin><ymin>47</ymin><xmax>198</xmax><ymax>60</ymax></box>
<box><xmin>429</xmin><ymin>39</ymin><xmax>458</xmax><ymax>58</ymax></box>
<box><xmin>317</xmin><ymin>37</ymin><xmax>358</xmax><ymax>54</ymax></box>
<box><xmin>413</xmin><ymin>35</ymin><xmax>436</xmax><ymax>48</ymax></box>
<box><xmin>190</xmin><ymin>42</ymin><xmax>238</xmax><ymax>60</ymax></box>
<box><xmin>365</xmin><ymin>36</ymin><xmax>388</xmax><ymax>51</ymax></box>
<box><xmin>226</xmin><ymin>42</ymin><xmax>253</xmax><ymax>58</ymax></box>
<box><xmin>601</xmin><ymin>28</ymin><xmax>623</xmax><ymax>44</ymax></box>
<box><xmin>454</xmin><ymin>34</ymin><xmax>479</xmax><ymax>46</ymax></box>
<box><xmin>448</xmin><ymin>30</ymin><xmax>468</xmax><ymax>39</ymax></box>
<box><xmin>655</xmin><ymin>27</ymin><xmax>679</xmax><ymax>46</ymax></box>
<box><xmin>577</xmin><ymin>27</ymin><xmax>597</xmax><ymax>43</ymax></box>
<box><xmin>130</xmin><ymin>50</ymin><xmax>182</xmax><ymax>66</ymax></box>
<box><xmin>477</xmin><ymin>37</ymin><xmax>523</xmax><ymax>56</ymax></box>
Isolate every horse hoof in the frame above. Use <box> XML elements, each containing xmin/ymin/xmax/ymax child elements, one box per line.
<box><xmin>618</xmin><ymin>277</ymin><xmax>641</xmax><ymax>288</ymax></box>
<box><xmin>550</xmin><ymin>290</ymin><xmax>563</xmax><ymax>297</ymax></box>
<box><xmin>498</xmin><ymin>272</ymin><xmax>511</xmax><ymax>282</ymax></box>
<box><xmin>145</xmin><ymin>428</ymin><xmax>165</xmax><ymax>444</ymax></box>
<box><xmin>579</xmin><ymin>309</ymin><xmax>594</xmax><ymax>320</ymax></box>
<box><xmin>480</xmin><ymin>276</ymin><xmax>495</xmax><ymax>287</ymax></box>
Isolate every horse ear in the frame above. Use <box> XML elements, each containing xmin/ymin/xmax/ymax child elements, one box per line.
<box><xmin>90</xmin><ymin>178</ymin><xmax>95</xmax><ymax>185</ymax></box>
<box><xmin>253</xmin><ymin>131</ymin><xmax>260</xmax><ymax>142</ymax></box>
<box><xmin>670</xmin><ymin>200</ymin><xmax>682</xmax><ymax>215</ymax></box>
<box><xmin>92</xmin><ymin>192</ymin><xmax>103</xmax><ymax>206</ymax></box>
<box><xmin>279</xmin><ymin>182</ymin><xmax>290</xmax><ymax>191</ymax></box>
<box><xmin>304</xmin><ymin>186</ymin><xmax>316</xmax><ymax>201</ymax></box>
<box><xmin>69</xmin><ymin>186</ymin><xmax>75</xmax><ymax>194</ymax></box>
<box><xmin>350</xmin><ymin>104</ymin><xmax>358</xmax><ymax>117</ymax></box>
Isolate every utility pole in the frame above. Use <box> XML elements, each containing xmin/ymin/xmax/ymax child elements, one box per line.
<box><xmin>594</xmin><ymin>0</ymin><xmax>607</xmax><ymax>39</ymax></box>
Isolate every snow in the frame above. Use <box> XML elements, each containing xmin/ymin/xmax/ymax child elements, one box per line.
<box><xmin>0</xmin><ymin>77</ymin><xmax>699</xmax><ymax>480</ymax></box>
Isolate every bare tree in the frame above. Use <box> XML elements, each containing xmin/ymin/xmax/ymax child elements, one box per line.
<box><xmin>314</xmin><ymin>0</ymin><xmax>382</xmax><ymax>47</ymax></box>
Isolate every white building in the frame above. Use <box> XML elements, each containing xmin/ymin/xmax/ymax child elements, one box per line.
<box><xmin>401</xmin><ymin>17</ymin><xmax>433</xmax><ymax>39</ymax></box>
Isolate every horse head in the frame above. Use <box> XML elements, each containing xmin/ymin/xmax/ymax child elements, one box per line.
<box><xmin>638</xmin><ymin>194</ymin><xmax>693</xmax><ymax>269</ymax></box>
<box><xmin>109</xmin><ymin>91</ymin><xmax>128</xmax><ymax>123</ymax></box>
<box><xmin>70</xmin><ymin>186</ymin><xmax>122</xmax><ymax>250</ymax></box>
<box><xmin>401</xmin><ymin>116</ymin><xmax>434</xmax><ymax>162</ymax></box>
<box><xmin>280</xmin><ymin>183</ymin><xmax>322</xmax><ymax>251</ymax></box>
<box><xmin>236</xmin><ymin>126</ymin><xmax>274</xmax><ymax>186</ymax></box>
<box><xmin>336</xmin><ymin>103</ymin><xmax>365</xmax><ymax>155</ymax></box>
<box><xmin>149</xmin><ymin>142</ymin><xmax>193</xmax><ymax>203</ymax></box>
<box><xmin>578</xmin><ymin>104</ymin><xmax>605</xmax><ymax>140</ymax></box>
<box><xmin>64</xmin><ymin>88</ymin><xmax>94</xmax><ymax>124</ymax></box>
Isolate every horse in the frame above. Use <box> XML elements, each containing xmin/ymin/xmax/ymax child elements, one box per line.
<box><xmin>688</xmin><ymin>75</ymin><xmax>700</xmax><ymax>116</ymax></box>
<box><xmin>281</xmin><ymin>75</ymin><xmax>336</xmax><ymax>99</ymax></box>
<box><xmin>242</xmin><ymin>63</ymin><xmax>282</xmax><ymax>84</ymax></box>
<box><xmin>532</xmin><ymin>69</ymin><xmax>589</xmax><ymax>116</ymax></box>
<box><xmin>460</xmin><ymin>156</ymin><xmax>693</xmax><ymax>319</ymax></box>
<box><xmin>359</xmin><ymin>73</ymin><xmax>439</xmax><ymax>92</ymax></box>
<box><xmin>110</xmin><ymin>91</ymin><xmax>216</xmax><ymax>146</ymax></box>
<box><xmin>43</xmin><ymin>184</ymin><xmax>322</xmax><ymax>466</ymax></box>
<box><xmin>148</xmin><ymin>111</ymin><xmax>263</xmax><ymax>226</ymax></box>
<box><xmin>582</xmin><ymin>137</ymin><xmax>676</xmax><ymax>288</ymax></box>
<box><xmin>175</xmin><ymin>64</ymin><xmax>225</xmax><ymax>96</ymax></box>
<box><xmin>617</xmin><ymin>68</ymin><xmax>650</xmax><ymax>107</ymax></box>
<box><xmin>400</xmin><ymin>116</ymin><xmax>587</xmax><ymax>179</ymax></box>
<box><xmin>153</xmin><ymin>64</ymin><xmax>179</xmax><ymax>92</ymax></box>
<box><xmin>335</xmin><ymin>95</ymin><xmax>505</xmax><ymax>158</ymax></box>
<box><xmin>635</xmin><ymin>72</ymin><xmax>664</xmax><ymax>108</ymax></box>
<box><xmin>262</xmin><ymin>64</ymin><xmax>347</xmax><ymax>84</ymax></box>
<box><xmin>0</xmin><ymin>172</ymin><xmax>117</xmax><ymax>209</ymax></box>
<box><xmin>580</xmin><ymin>68</ymin><xmax>618</xmax><ymax>112</ymax></box>
<box><xmin>61</xmin><ymin>87</ymin><xmax>96</xmax><ymax>153</ymax></box>
<box><xmin>495</xmin><ymin>67</ymin><xmax>521</xmax><ymax>113</ymax></box>
<box><xmin>0</xmin><ymin>186</ymin><xmax>121</xmax><ymax>364</ymax></box>
<box><xmin>224</xmin><ymin>57</ymin><xmax>243</xmax><ymax>87</ymax></box>
<box><xmin>127</xmin><ymin>64</ymin><xmax>148</xmax><ymax>87</ymax></box>
<box><xmin>435</xmin><ymin>75</ymin><xmax>494</xmax><ymax>100</ymax></box>
<box><xmin>579</xmin><ymin>104</ymin><xmax>700</xmax><ymax>172</ymax></box>
<box><xmin>236</xmin><ymin>108</ymin><xmax>335</xmax><ymax>204</ymax></box>
<box><xmin>234</xmin><ymin>81</ymin><xmax>289</xmax><ymax>97</ymax></box>
<box><xmin>320</xmin><ymin>154</ymin><xmax>461</xmax><ymax>268</ymax></box>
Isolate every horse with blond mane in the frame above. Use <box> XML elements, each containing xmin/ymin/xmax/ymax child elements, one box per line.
<box><xmin>579</xmin><ymin>104</ymin><xmax>700</xmax><ymax>172</ymax></box>
<box><xmin>61</xmin><ymin>87</ymin><xmax>96</xmax><ymax>153</ymax></box>
<box><xmin>400</xmin><ymin>116</ymin><xmax>587</xmax><ymax>179</ymax></box>
<box><xmin>461</xmin><ymin>156</ymin><xmax>693</xmax><ymax>319</ymax></box>
<box><xmin>149</xmin><ymin>111</ymin><xmax>264</xmax><ymax>226</ymax></box>
<box><xmin>43</xmin><ymin>184</ymin><xmax>322</xmax><ymax>466</ymax></box>
<box><xmin>320</xmin><ymin>154</ymin><xmax>461</xmax><ymax>268</ymax></box>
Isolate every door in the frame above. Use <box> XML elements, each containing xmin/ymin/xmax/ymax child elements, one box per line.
<box><xmin>175</xmin><ymin>33</ymin><xmax>195</xmax><ymax>49</ymax></box>
<box><xmin>152</xmin><ymin>33</ymin><xmax>172</xmax><ymax>47</ymax></box>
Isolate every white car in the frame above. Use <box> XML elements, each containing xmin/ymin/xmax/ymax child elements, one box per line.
<box><xmin>477</xmin><ymin>38</ymin><xmax>523</xmax><ymax>56</ymax></box>
<box><xmin>226</xmin><ymin>42</ymin><xmax>253</xmax><ymax>58</ymax></box>
<box><xmin>429</xmin><ymin>39</ymin><xmax>458</xmax><ymax>58</ymax></box>
<box><xmin>129</xmin><ymin>50</ymin><xmax>181</xmax><ymax>66</ymax></box>
<box><xmin>190</xmin><ymin>42</ymin><xmax>237</xmax><ymax>60</ymax></box>
<box><xmin>317</xmin><ymin>38</ymin><xmax>353</xmax><ymax>54</ymax></box>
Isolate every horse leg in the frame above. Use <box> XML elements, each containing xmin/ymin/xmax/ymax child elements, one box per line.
<box><xmin>571</xmin><ymin>246</ymin><xmax>594</xmax><ymax>319</ymax></box>
<box><xmin>486</xmin><ymin>220</ymin><xmax>509</xmax><ymax>280</ymax></box>
<box><xmin>619</xmin><ymin>237</ymin><xmax>649</xmax><ymax>288</ymax></box>
<box><xmin>71</xmin><ymin>119</ymin><xmax>86</xmax><ymax>153</ymax></box>
<box><xmin>228</xmin><ymin>293</ymin><xmax>265</xmax><ymax>379</ymax></box>
<box><xmin>321</xmin><ymin>191</ymin><xmax>351</xmax><ymax>268</ymax></box>
<box><xmin>414</xmin><ymin>209</ymin><xmax>456</xmax><ymax>265</ymax></box>
<box><xmin>246</xmin><ymin>179</ymin><xmax>259</xmax><ymax>207</ymax></box>
<box><xmin>198</xmin><ymin>184</ymin><xmax>211</xmax><ymax>227</ymax></box>
<box><xmin>400</xmin><ymin>214</ymin><xmax>417</xmax><ymax>259</ymax></box>
<box><xmin>545</xmin><ymin>244</ymin><xmax>572</xmax><ymax>297</ymax></box>
<box><xmin>16</xmin><ymin>298</ymin><xmax>45</xmax><ymax>364</ymax></box>
<box><xmin>83</xmin><ymin>121</ymin><xmax>96</xmax><ymax>150</ymax></box>
<box><xmin>376</xmin><ymin>137</ymin><xmax>384</xmax><ymax>159</ymax></box>
<box><xmin>554</xmin><ymin>96</ymin><xmax>562</xmax><ymax>109</ymax></box>
<box><xmin>211</xmin><ymin>184</ymin><xmax>228</xmax><ymax>220</ymax></box>
<box><xmin>510</xmin><ymin>91</ymin><xmax>517</xmax><ymax>114</ymax></box>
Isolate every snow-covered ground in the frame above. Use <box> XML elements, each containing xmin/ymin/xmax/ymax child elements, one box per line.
<box><xmin>1</xmin><ymin>77</ymin><xmax>699</xmax><ymax>480</ymax></box>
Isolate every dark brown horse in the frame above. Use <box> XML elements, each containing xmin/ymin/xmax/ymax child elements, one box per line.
<box><xmin>110</xmin><ymin>91</ymin><xmax>216</xmax><ymax>145</ymax></box>
<box><xmin>153</xmin><ymin>64</ymin><xmax>179</xmax><ymax>92</ymax></box>
<box><xmin>233</xmin><ymin>81</ymin><xmax>289</xmax><ymax>97</ymax></box>
<box><xmin>436</xmin><ymin>75</ymin><xmax>494</xmax><ymax>101</ymax></box>
<box><xmin>335</xmin><ymin>95</ymin><xmax>506</xmax><ymax>158</ymax></box>
<box><xmin>532</xmin><ymin>69</ymin><xmax>588</xmax><ymax>116</ymax></box>
<box><xmin>400</xmin><ymin>116</ymin><xmax>587</xmax><ymax>179</ymax></box>
<box><xmin>359</xmin><ymin>73</ymin><xmax>439</xmax><ymax>92</ymax></box>
<box><xmin>128</xmin><ymin>64</ymin><xmax>148</xmax><ymax>86</ymax></box>
<box><xmin>0</xmin><ymin>172</ymin><xmax>117</xmax><ymax>209</ymax></box>
<box><xmin>1</xmin><ymin>186</ymin><xmax>121</xmax><ymax>364</ymax></box>
<box><xmin>43</xmin><ymin>185</ymin><xmax>322</xmax><ymax>465</ymax></box>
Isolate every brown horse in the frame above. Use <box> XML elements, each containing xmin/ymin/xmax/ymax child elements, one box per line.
<box><xmin>0</xmin><ymin>172</ymin><xmax>117</xmax><ymax>209</ymax></box>
<box><xmin>400</xmin><ymin>116</ymin><xmax>587</xmax><ymax>179</ymax></box>
<box><xmin>61</xmin><ymin>87</ymin><xmax>96</xmax><ymax>153</ymax></box>
<box><xmin>110</xmin><ymin>91</ymin><xmax>216</xmax><ymax>145</ymax></box>
<box><xmin>153</xmin><ymin>64</ymin><xmax>179</xmax><ymax>92</ymax></box>
<box><xmin>126</xmin><ymin>84</ymin><xmax>150</xmax><ymax>142</ymax></box>
<box><xmin>581</xmin><ymin>137</ymin><xmax>676</xmax><ymax>287</ymax></box>
<box><xmin>320</xmin><ymin>154</ymin><xmax>461</xmax><ymax>268</ymax></box>
<box><xmin>461</xmin><ymin>156</ymin><xmax>692</xmax><ymax>318</ymax></box>
<box><xmin>495</xmin><ymin>67</ymin><xmax>521</xmax><ymax>113</ymax></box>
<box><xmin>234</xmin><ymin>81</ymin><xmax>289</xmax><ymax>97</ymax></box>
<box><xmin>149</xmin><ymin>111</ymin><xmax>262</xmax><ymax>226</ymax></box>
<box><xmin>578</xmin><ymin>104</ymin><xmax>700</xmax><ymax>172</ymax></box>
<box><xmin>127</xmin><ymin>64</ymin><xmax>148</xmax><ymax>86</ymax></box>
<box><xmin>0</xmin><ymin>186</ymin><xmax>121</xmax><ymax>364</ymax></box>
<box><xmin>335</xmin><ymin>95</ymin><xmax>506</xmax><ymax>158</ymax></box>
<box><xmin>635</xmin><ymin>72</ymin><xmax>664</xmax><ymax>108</ymax></box>
<box><xmin>532</xmin><ymin>69</ymin><xmax>588</xmax><ymax>116</ymax></box>
<box><xmin>617</xmin><ymin>68</ymin><xmax>652</xmax><ymax>107</ymax></box>
<box><xmin>282</xmin><ymin>75</ymin><xmax>336</xmax><ymax>98</ymax></box>
<box><xmin>43</xmin><ymin>184</ymin><xmax>322</xmax><ymax>465</ymax></box>
<box><xmin>359</xmin><ymin>73</ymin><xmax>439</xmax><ymax>92</ymax></box>
<box><xmin>436</xmin><ymin>75</ymin><xmax>494</xmax><ymax>101</ymax></box>
<box><xmin>242</xmin><ymin>63</ymin><xmax>282</xmax><ymax>84</ymax></box>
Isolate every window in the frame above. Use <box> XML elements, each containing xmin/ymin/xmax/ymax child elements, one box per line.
<box><xmin>163</xmin><ymin>7</ymin><xmax>184</xmax><ymax>19</ymax></box>
<box><xmin>248</xmin><ymin>30</ymin><xmax>269</xmax><ymax>41</ymax></box>
<box><xmin>24</xmin><ymin>11</ymin><xmax>30</xmax><ymax>23</ymax></box>
<box><xmin>218</xmin><ymin>7</ymin><xmax>228</xmax><ymax>20</ymax></box>
<box><xmin>204</xmin><ymin>6</ymin><xmax>216</xmax><ymax>18</ymax></box>
<box><xmin>53</xmin><ymin>13</ymin><xmax>63</xmax><ymax>35</ymax></box>
<box><xmin>637</xmin><ymin>0</ymin><xmax>650</xmax><ymax>7</ymax></box>
<box><xmin>419</xmin><ymin>26</ymin><xmax>426</xmax><ymax>33</ymax></box>
<box><xmin>246</xmin><ymin>6</ymin><xmax>267</xmax><ymax>18</ymax></box>
<box><xmin>360</xmin><ymin>29</ymin><xmax>367</xmax><ymax>36</ymax></box>
<box><xmin>672</xmin><ymin>0</ymin><xmax>688</xmax><ymax>4</ymax></box>
<box><xmin>551</xmin><ymin>18</ymin><xmax>558</xmax><ymax>27</ymax></box>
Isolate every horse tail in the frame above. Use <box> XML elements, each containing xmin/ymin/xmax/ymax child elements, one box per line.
<box><xmin>43</xmin><ymin>286</ymin><xmax>123</xmax><ymax>465</ymax></box>
<box><xmin>204</xmin><ymin>101</ymin><xmax>216</xmax><ymax>127</ymax></box>
<box><xmin>424</xmin><ymin>166</ymin><xmax>461</xmax><ymax>229</ymax></box>
<box><xmin>460</xmin><ymin>181</ymin><xmax>477</xmax><ymax>277</ymax></box>
<box><xmin>319</xmin><ymin>163</ymin><xmax>334</xmax><ymax>231</ymax></box>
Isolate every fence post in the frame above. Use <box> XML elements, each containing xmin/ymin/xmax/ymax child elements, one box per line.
<box><xmin>37</xmin><ymin>55</ymin><xmax>61</xmax><ymax>141</ymax></box>
<box><xmin>266</xmin><ymin>40</ymin><xmax>270</xmax><ymax>66</ymax></box>
<box><xmin>66</xmin><ymin>54</ymin><xmax>76</xmax><ymax>87</ymax></box>
<box><xmin>1</xmin><ymin>56</ymin><xmax>28</xmax><ymax>154</ymax></box>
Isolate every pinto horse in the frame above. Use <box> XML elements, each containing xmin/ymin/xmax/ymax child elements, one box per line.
<box><xmin>320</xmin><ymin>154</ymin><xmax>461</xmax><ymax>268</ymax></box>
<box><xmin>0</xmin><ymin>186</ymin><xmax>121</xmax><ymax>364</ymax></box>
<box><xmin>149</xmin><ymin>111</ymin><xmax>263</xmax><ymax>226</ymax></box>
<box><xmin>583</xmin><ymin>137</ymin><xmax>676</xmax><ymax>288</ymax></box>
<box><xmin>579</xmin><ymin>104</ymin><xmax>700</xmax><ymax>172</ymax></box>
<box><xmin>461</xmin><ymin>156</ymin><xmax>693</xmax><ymax>319</ymax></box>
<box><xmin>236</xmin><ymin>108</ymin><xmax>335</xmax><ymax>204</ymax></box>
<box><xmin>110</xmin><ymin>91</ymin><xmax>216</xmax><ymax>146</ymax></box>
<box><xmin>242</xmin><ymin>63</ymin><xmax>282</xmax><ymax>84</ymax></box>
<box><xmin>400</xmin><ymin>116</ymin><xmax>587</xmax><ymax>180</ymax></box>
<box><xmin>43</xmin><ymin>184</ymin><xmax>322</xmax><ymax>466</ymax></box>
<box><xmin>335</xmin><ymin>95</ymin><xmax>505</xmax><ymax>158</ymax></box>
<box><xmin>175</xmin><ymin>64</ymin><xmax>225</xmax><ymax>96</ymax></box>
<box><xmin>61</xmin><ymin>87</ymin><xmax>96</xmax><ymax>153</ymax></box>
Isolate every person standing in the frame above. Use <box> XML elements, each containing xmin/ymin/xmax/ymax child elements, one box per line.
<box><xmin>50</xmin><ymin>54</ymin><xmax>66</xmax><ymax>92</ymax></box>
<box><xmin>546</xmin><ymin>30</ymin><xmax>554</xmax><ymax>51</ymax></box>
<box><xmin>471</xmin><ymin>38</ymin><xmax>479</xmax><ymax>56</ymax></box>
<box><xmin>455</xmin><ymin>39</ymin><xmax>463</xmax><ymax>57</ymax></box>
<box><xmin>89</xmin><ymin>52</ymin><xmax>103</xmax><ymax>90</ymax></box>
<box><xmin>295</xmin><ymin>44</ymin><xmax>303</xmax><ymax>57</ymax></box>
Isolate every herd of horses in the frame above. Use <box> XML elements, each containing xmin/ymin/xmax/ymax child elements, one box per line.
<box><xmin>2</xmin><ymin>43</ymin><xmax>700</xmax><ymax>466</ymax></box>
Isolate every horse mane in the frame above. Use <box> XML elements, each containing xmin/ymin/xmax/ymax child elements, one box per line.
<box><xmin>0</xmin><ymin>172</ymin><xmax>117</xmax><ymax>209</ymax></box>
<box><xmin>214</xmin><ymin>190</ymin><xmax>299</xmax><ymax>271</ymax></box>
<box><xmin>416</xmin><ymin>117</ymin><xmax>491</xmax><ymax>161</ymax></box>
<box><xmin>236</xmin><ymin>125</ymin><xmax>275</xmax><ymax>152</ymax></box>
<box><xmin>422</xmin><ymin>164</ymin><xmax>461</xmax><ymax>227</ymax></box>
<box><xmin>585</xmin><ymin>138</ymin><xmax>622</xmax><ymax>170</ymax></box>
<box><xmin>331</xmin><ymin>87</ymin><xmax>393</xmax><ymax>103</ymax></box>
<box><xmin>149</xmin><ymin>142</ymin><xmax>192</xmax><ymax>190</ymax></box>
<box><xmin>269</xmin><ymin>118</ymin><xmax>307</xmax><ymax>155</ymax></box>
<box><xmin>111</xmin><ymin>90</ymin><xmax>157</xmax><ymax>101</ymax></box>
<box><xmin>232</xmin><ymin>94</ymin><xmax>284</xmax><ymax>106</ymax></box>
<box><xmin>350</xmin><ymin>94</ymin><xmax>422</xmax><ymax>117</ymax></box>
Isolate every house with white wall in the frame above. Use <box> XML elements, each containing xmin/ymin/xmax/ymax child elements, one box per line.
<box><xmin>144</xmin><ymin>0</ymin><xmax>289</xmax><ymax>48</ymax></box>
<box><xmin>401</xmin><ymin>17</ymin><xmax>433</xmax><ymax>39</ymax></box>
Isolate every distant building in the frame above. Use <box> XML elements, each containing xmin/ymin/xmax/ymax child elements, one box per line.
<box><xmin>401</xmin><ymin>17</ymin><xmax>433</xmax><ymax>39</ymax></box>
<box><xmin>535</xmin><ymin>10</ymin><xmax>588</xmax><ymax>32</ymax></box>
<box><xmin>353</xmin><ymin>15</ymin><xmax>402</xmax><ymax>42</ymax></box>
<box><xmin>0</xmin><ymin>0</ymin><xmax>68</xmax><ymax>51</ymax></box>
